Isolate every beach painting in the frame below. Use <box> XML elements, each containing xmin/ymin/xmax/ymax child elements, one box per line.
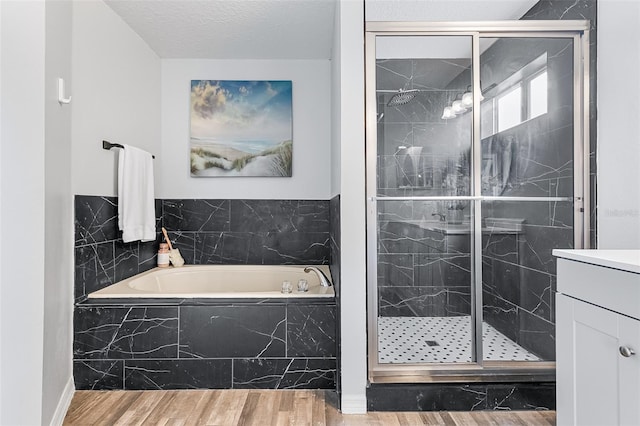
<box><xmin>190</xmin><ymin>80</ymin><xmax>293</xmax><ymax>177</ymax></box>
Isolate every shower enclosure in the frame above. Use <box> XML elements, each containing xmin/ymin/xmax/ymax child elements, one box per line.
<box><xmin>365</xmin><ymin>21</ymin><xmax>590</xmax><ymax>382</ymax></box>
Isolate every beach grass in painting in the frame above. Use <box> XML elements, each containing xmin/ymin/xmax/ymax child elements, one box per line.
<box><xmin>190</xmin><ymin>80</ymin><xmax>293</xmax><ymax>177</ymax></box>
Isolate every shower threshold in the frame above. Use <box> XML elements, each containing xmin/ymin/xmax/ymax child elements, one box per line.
<box><xmin>378</xmin><ymin>316</ymin><xmax>540</xmax><ymax>364</ymax></box>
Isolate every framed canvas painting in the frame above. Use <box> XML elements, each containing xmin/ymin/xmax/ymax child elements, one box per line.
<box><xmin>190</xmin><ymin>80</ymin><xmax>293</xmax><ymax>177</ymax></box>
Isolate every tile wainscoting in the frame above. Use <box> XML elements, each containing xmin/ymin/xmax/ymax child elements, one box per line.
<box><xmin>74</xmin><ymin>195</ymin><xmax>336</xmax><ymax>391</ymax></box>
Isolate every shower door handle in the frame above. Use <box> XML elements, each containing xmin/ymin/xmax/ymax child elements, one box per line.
<box><xmin>619</xmin><ymin>346</ymin><xmax>636</xmax><ymax>358</ymax></box>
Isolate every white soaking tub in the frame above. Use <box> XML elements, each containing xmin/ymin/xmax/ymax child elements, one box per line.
<box><xmin>87</xmin><ymin>264</ymin><xmax>334</xmax><ymax>299</ymax></box>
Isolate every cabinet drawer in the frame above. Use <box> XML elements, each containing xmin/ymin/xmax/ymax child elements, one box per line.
<box><xmin>557</xmin><ymin>259</ymin><xmax>640</xmax><ymax>319</ymax></box>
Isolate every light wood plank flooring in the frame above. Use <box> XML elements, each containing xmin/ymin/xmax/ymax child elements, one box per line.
<box><xmin>63</xmin><ymin>390</ymin><xmax>556</xmax><ymax>426</ymax></box>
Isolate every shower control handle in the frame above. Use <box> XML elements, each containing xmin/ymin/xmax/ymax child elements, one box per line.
<box><xmin>619</xmin><ymin>346</ymin><xmax>636</xmax><ymax>358</ymax></box>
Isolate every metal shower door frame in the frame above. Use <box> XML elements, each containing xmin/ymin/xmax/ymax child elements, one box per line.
<box><xmin>365</xmin><ymin>21</ymin><xmax>590</xmax><ymax>383</ymax></box>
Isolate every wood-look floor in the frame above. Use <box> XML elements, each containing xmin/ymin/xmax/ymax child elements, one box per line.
<box><xmin>63</xmin><ymin>390</ymin><xmax>556</xmax><ymax>426</ymax></box>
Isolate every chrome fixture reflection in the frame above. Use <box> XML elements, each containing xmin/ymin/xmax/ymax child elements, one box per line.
<box><xmin>387</xmin><ymin>89</ymin><xmax>419</xmax><ymax>107</ymax></box>
<box><xmin>442</xmin><ymin>85</ymin><xmax>486</xmax><ymax>120</ymax></box>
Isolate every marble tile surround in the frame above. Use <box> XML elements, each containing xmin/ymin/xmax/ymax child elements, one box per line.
<box><xmin>74</xmin><ymin>196</ymin><xmax>331</xmax><ymax>302</ymax></box>
<box><xmin>74</xmin><ymin>196</ymin><xmax>335</xmax><ymax>391</ymax></box>
<box><xmin>74</xmin><ymin>301</ymin><xmax>336</xmax><ymax>391</ymax></box>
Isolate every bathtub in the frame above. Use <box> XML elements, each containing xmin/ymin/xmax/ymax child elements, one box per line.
<box><xmin>88</xmin><ymin>264</ymin><xmax>334</xmax><ymax>299</ymax></box>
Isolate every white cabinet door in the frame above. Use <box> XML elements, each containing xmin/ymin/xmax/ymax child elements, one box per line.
<box><xmin>557</xmin><ymin>294</ymin><xmax>640</xmax><ymax>426</ymax></box>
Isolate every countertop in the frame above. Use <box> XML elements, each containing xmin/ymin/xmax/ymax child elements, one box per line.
<box><xmin>553</xmin><ymin>249</ymin><xmax>640</xmax><ymax>274</ymax></box>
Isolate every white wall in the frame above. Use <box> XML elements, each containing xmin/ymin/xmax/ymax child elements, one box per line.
<box><xmin>0</xmin><ymin>1</ymin><xmax>46</xmax><ymax>424</ymax></box>
<box><xmin>597</xmin><ymin>0</ymin><xmax>640</xmax><ymax>248</ymax></box>
<box><xmin>72</xmin><ymin>0</ymin><xmax>161</xmax><ymax>197</ymax></box>
<box><xmin>331</xmin><ymin>10</ymin><xmax>341</xmax><ymax>198</ymax></box>
<box><xmin>159</xmin><ymin>59</ymin><xmax>332</xmax><ymax>200</ymax></box>
<box><xmin>43</xmin><ymin>1</ymin><xmax>75</xmax><ymax>424</ymax></box>
<box><xmin>334</xmin><ymin>0</ymin><xmax>368</xmax><ymax>414</ymax></box>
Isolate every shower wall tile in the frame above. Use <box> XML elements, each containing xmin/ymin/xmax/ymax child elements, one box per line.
<box><xmin>446</xmin><ymin>286</ymin><xmax>472</xmax><ymax>316</ymax></box>
<box><xmin>483</xmin><ymin>291</ymin><xmax>518</xmax><ymax>343</ymax></box>
<box><xmin>179</xmin><ymin>305</ymin><xmax>286</xmax><ymax>358</ymax></box>
<box><xmin>519</xmin><ymin>310</ymin><xmax>556</xmax><ymax>361</ymax></box>
<box><xmin>232</xmin><ymin>358</ymin><xmax>336</xmax><ymax>390</ymax></box>
<box><xmin>379</xmin><ymin>287</ymin><xmax>447</xmax><ymax>317</ymax></box>
<box><xmin>378</xmin><ymin>254</ymin><xmax>414</xmax><ymax>287</ymax></box>
<box><xmin>124</xmin><ymin>359</ymin><xmax>232</xmax><ymax>390</ymax></box>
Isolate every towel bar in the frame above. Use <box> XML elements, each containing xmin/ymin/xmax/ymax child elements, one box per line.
<box><xmin>103</xmin><ymin>140</ymin><xmax>155</xmax><ymax>159</ymax></box>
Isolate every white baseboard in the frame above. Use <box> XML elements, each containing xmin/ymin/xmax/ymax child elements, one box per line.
<box><xmin>340</xmin><ymin>394</ymin><xmax>367</xmax><ymax>414</ymax></box>
<box><xmin>50</xmin><ymin>376</ymin><xmax>75</xmax><ymax>426</ymax></box>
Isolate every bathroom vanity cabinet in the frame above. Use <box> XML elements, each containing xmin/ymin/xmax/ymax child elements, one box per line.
<box><xmin>554</xmin><ymin>250</ymin><xmax>640</xmax><ymax>426</ymax></box>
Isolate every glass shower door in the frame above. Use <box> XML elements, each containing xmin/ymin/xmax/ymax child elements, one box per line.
<box><xmin>371</xmin><ymin>36</ymin><xmax>477</xmax><ymax>365</ymax></box>
<box><xmin>366</xmin><ymin>22</ymin><xmax>589</xmax><ymax>382</ymax></box>
<box><xmin>478</xmin><ymin>36</ymin><xmax>579</xmax><ymax>363</ymax></box>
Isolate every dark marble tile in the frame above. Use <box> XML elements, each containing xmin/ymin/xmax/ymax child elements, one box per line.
<box><xmin>518</xmin><ymin>310</ymin><xmax>555</xmax><ymax>361</ymax></box>
<box><xmin>74</xmin><ymin>307</ymin><xmax>179</xmax><ymax>359</ymax></box>
<box><xmin>378</xmin><ymin>200</ymin><xmax>413</xmax><ymax>222</ymax></box>
<box><xmin>114</xmin><ymin>240</ymin><xmax>139</xmax><ymax>282</ymax></box>
<box><xmin>415</xmin><ymin>254</ymin><xmax>471</xmax><ymax>288</ymax></box>
<box><xmin>179</xmin><ymin>306</ymin><xmax>286</xmax><ymax>358</ymax></box>
<box><xmin>519</xmin><ymin>268</ymin><xmax>553</xmax><ymax>321</ymax></box>
<box><xmin>378</xmin><ymin>254</ymin><xmax>413</xmax><ymax>287</ymax></box>
<box><xmin>482</xmin><ymin>291</ymin><xmax>518</xmax><ymax>342</ymax></box>
<box><xmin>487</xmin><ymin>383</ymin><xmax>556</xmax><ymax>410</ymax></box>
<box><xmin>230</xmin><ymin>200</ymin><xmax>330</xmax><ymax>233</ymax></box>
<box><xmin>446</xmin><ymin>286</ymin><xmax>472</xmax><ymax>316</ymax></box>
<box><xmin>164</xmin><ymin>231</ymin><xmax>196</xmax><ymax>265</ymax></box>
<box><xmin>233</xmin><ymin>358</ymin><xmax>335</xmax><ymax>389</ymax></box>
<box><xmin>379</xmin><ymin>287</ymin><xmax>447</xmax><ymax>317</ymax></box>
<box><xmin>220</xmin><ymin>232</ymin><xmax>329</xmax><ymax>265</ymax></box>
<box><xmin>194</xmin><ymin>232</ymin><xmax>224</xmax><ymax>264</ymax></box>
<box><xmin>482</xmin><ymin>233</ymin><xmax>518</xmax><ymax>264</ymax></box>
<box><xmin>259</xmin><ymin>232</ymin><xmax>330</xmax><ymax>265</ymax></box>
<box><xmin>139</xmin><ymin>237</ymin><xmax>160</xmax><ymax>272</ymax></box>
<box><xmin>162</xmin><ymin>199</ymin><xmax>230</xmax><ymax>232</ymax></box>
<box><xmin>73</xmin><ymin>360</ymin><xmax>123</xmax><ymax>390</ymax></box>
<box><xmin>482</xmin><ymin>258</ymin><xmax>519</xmax><ymax>306</ymax></box>
<box><xmin>124</xmin><ymin>359</ymin><xmax>232</xmax><ymax>390</ymax></box>
<box><xmin>74</xmin><ymin>243</ymin><xmax>114</xmax><ymax>301</ymax></box>
<box><xmin>522</xmin><ymin>0</ymin><xmax>596</xmax><ymax>23</ymax></box>
<box><xmin>520</xmin><ymin>225</ymin><xmax>573</xmax><ymax>274</ymax></box>
<box><xmin>287</xmin><ymin>305</ymin><xmax>336</xmax><ymax>357</ymax></box>
<box><xmin>367</xmin><ymin>384</ymin><xmax>488</xmax><ymax>411</ymax></box>
<box><xmin>378</xmin><ymin>222</ymin><xmax>442</xmax><ymax>254</ymax></box>
<box><xmin>75</xmin><ymin>195</ymin><xmax>118</xmax><ymax>245</ymax></box>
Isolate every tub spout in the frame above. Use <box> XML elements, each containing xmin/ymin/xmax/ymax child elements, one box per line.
<box><xmin>304</xmin><ymin>266</ymin><xmax>332</xmax><ymax>287</ymax></box>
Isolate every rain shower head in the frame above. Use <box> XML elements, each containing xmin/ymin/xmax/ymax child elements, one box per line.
<box><xmin>386</xmin><ymin>89</ymin><xmax>418</xmax><ymax>107</ymax></box>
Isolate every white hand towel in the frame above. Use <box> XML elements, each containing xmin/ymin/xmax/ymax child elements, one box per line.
<box><xmin>117</xmin><ymin>144</ymin><xmax>156</xmax><ymax>243</ymax></box>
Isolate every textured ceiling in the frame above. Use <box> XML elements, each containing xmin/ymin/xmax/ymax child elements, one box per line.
<box><xmin>104</xmin><ymin>0</ymin><xmax>337</xmax><ymax>59</ymax></box>
<box><xmin>104</xmin><ymin>0</ymin><xmax>540</xmax><ymax>60</ymax></box>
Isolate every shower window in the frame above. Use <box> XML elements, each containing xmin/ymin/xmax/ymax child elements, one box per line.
<box><xmin>366</xmin><ymin>21</ymin><xmax>590</xmax><ymax>383</ymax></box>
<box><xmin>497</xmin><ymin>85</ymin><xmax>523</xmax><ymax>132</ymax></box>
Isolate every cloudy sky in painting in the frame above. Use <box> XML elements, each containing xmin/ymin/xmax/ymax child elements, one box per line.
<box><xmin>190</xmin><ymin>80</ymin><xmax>292</xmax><ymax>142</ymax></box>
